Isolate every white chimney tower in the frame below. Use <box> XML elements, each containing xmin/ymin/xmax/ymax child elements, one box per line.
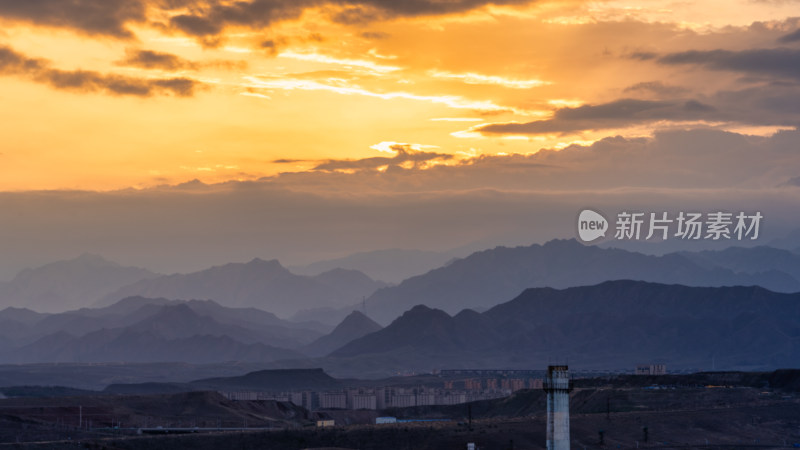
<box><xmin>543</xmin><ymin>365</ymin><xmax>572</xmax><ymax>450</ymax></box>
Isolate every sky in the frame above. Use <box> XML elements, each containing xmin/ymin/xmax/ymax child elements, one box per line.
<box><xmin>1</xmin><ymin>0</ymin><xmax>800</xmax><ymax>278</ymax></box>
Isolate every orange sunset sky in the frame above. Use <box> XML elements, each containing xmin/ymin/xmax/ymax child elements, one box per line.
<box><xmin>1</xmin><ymin>0</ymin><xmax>799</xmax><ymax>191</ymax></box>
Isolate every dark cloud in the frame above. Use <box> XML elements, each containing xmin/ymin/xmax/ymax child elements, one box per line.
<box><xmin>778</xmin><ymin>29</ymin><xmax>800</xmax><ymax>43</ymax></box>
<box><xmin>170</xmin><ymin>14</ymin><xmax>224</xmax><ymax>37</ymax></box>
<box><xmin>0</xmin><ymin>0</ymin><xmax>144</xmax><ymax>38</ymax></box>
<box><xmin>117</xmin><ymin>49</ymin><xmax>198</xmax><ymax>71</ymax></box>
<box><xmin>353</xmin><ymin>0</ymin><xmax>530</xmax><ymax>18</ymax></box>
<box><xmin>623</xmin><ymin>81</ymin><xmax>690</xmax><ymax>97</ymax></box>
<box><xmin>169</xmin><ymin>1</ymin><xmax>309</xmax><ymax>37</ymax></box>
<box><xmin>478</xmin><ymin>99</ymin><xmax>717</xmax><ymax>134</ymax></box>
<box><xmin>117</xmin><ymin>49</ymin><xmax>246</xmax><ymax>71</ymax></box>
<box><xmin>628</xmin><ymin>51</ymin><xmax>658</xmax><ymax>60</ymax></box>
<box><xmin>313</xmin><ymin>145</ymin><xmax>452</xmax><ymax>171</ymax></box>
<box><xmin>0</xmin><ymin>0</ymin><xmax>532</xmax><ymax>40</ymax></box>
<box><xmin>167</xmin><ymin>0</ymin><xmax>533</xmax><ymax>37</ymax></box>
<box><xmin>656</xmin><ymin>48</ymin><xmax>800</xmax><ymax>80</ymax></box>
<box><xmin>0</xmin><ymin>45</ymin><xmax>199</xmax><ymax>97</ymax></box>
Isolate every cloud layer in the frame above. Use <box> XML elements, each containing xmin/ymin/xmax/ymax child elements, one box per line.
<box><xmin>1</xmin><ymin>128</ymin><xmax>798</xmax><ymax>281</ymax></box>
<box><xmin>0</xmin><ymin>45</ymin><xmax>199</xmax><ymax>96</ymax></box>
<box><xmin>0</xmin><ymin>0</ymin><xmax>145</xmax><ymax>37</ymax></box>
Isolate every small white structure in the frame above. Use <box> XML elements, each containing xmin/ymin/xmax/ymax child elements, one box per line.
<box><xmin>543</xmin><ymin>365</ymin><xmax>572</xmax><ymax>450</ymax></box>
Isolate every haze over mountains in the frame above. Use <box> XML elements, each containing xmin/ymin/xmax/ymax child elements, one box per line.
<box><xmin>0</xmin><ymin>254</ymin><xmax>158</xmax><ymax>313</ymax></box>
<box><xmin>0</xmin><ymin>298</ymin><xmax>329</xmax><ymax>364</ymax></box>
<box><xmin>291</xmin><ymin>248</ymin><xmax>463</xmax><ymax>284</ymax></box>
<box><xmin>0</xmin><ymin>278</ymin><xmax>796</xmax><ymax>375</ymax></box>
<box><xmin>3</xmin><ymin>240</ymin><xmax>799</xmax><ymax>322</ymax></box>
<box><xmin>362</xmin><ymin>239</ymin><xmax>800</xmax><ymax>324</ymax></box>
<box><xmin>97</xmin><ymin>258</ymin><xmax>386</xmax><ymax>317</ymax></box>
<box><xmin>0</xmin><ymin>239</ymin><xmax>797</xmax><ymax>376</ymax></box>
<box><xmin>329</xmin><ymin>281</ymin><xmax>800</xmax><ymax>373</ymax></box>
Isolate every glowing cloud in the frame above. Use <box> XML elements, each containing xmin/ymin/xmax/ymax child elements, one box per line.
<box><xmin>242</xmin><ymin>76</ymin><xmax>513</xmax><ymax>112</ymax></box>
<box><xmin>278</xmin><ymin>50</ymin><xmax>401</xmax><ymax>73</ymax></box>
<box><xmin>429</xmin><ymin>70</ymin><xmax>549</xmax><ymax>89</ymax></box>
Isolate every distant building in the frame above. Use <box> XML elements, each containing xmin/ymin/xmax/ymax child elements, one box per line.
<box><xmin>319</xmin><ymin>391</ymin><xmax>347</xmax><ymax>409</ymax></box>
<box><xmin>316</xmin><ymin>420</ymin><xmax>335</xmax><ymax>428</ymax></box>
<box><xmin>376</xmin><ymin>417</ymin><xmax>397</xmax><ymax>424</ymax></box>
<box><xmin>392</xmin><ymin>393</ymin><xmax>417</xmax><ymax>408</ymax></box>
<box><xmin>349</xmin><ymin>392</ymin><xmax>377</xmax><ymax>410</ymax></box>
<box><xmin>636</xmin><ymin>364</ymin><xmax>666</xmax><ymax>375</ymax></box>
<box><xmin>465</xmin><ymin>378</ymin><xmax>482</xmax><ymax>391</ymax></box>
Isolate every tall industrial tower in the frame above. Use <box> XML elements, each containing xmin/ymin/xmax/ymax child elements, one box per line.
<box><xmin>543</xmin><ymin>365</ymin><xmax>573</xmax><ymax>450</ymax></box>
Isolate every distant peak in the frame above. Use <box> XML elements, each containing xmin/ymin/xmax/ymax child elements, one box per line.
<box><xmin>401</xmin><ymin>304</ymin><xmax>451</xmax><ymax>321</ymax></box>
<box><xmin>542</xmin><ymin>238</ymin><xmax>582</xmax><ymax>248</ymax></box>
<box><xmin>339</xmin><ymin>310</ymin><xmax>380</xmax><ymax>327</ymax></box>
<box><xmin>73</xmin><ymin>253</ymin><xmax>115</xmax><ymax>264</ymax></box>
<box><xmin>247</xmin><ymin>257</ymin><xmax>283</xmax><ymax>266</ymax></box>
<box><xmin>156</xmin><ymin>303</ymin><xmax>199</xmax><ymax>317</ymax></box>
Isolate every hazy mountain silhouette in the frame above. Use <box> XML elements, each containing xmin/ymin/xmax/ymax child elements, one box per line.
<box><xmin>362</xmin><ymin>239</ymin><xmax>800</xmax><ymax>324</ymax></box>
<box><xmin>331</xmin><ymin>280</ymin><xmax>800</xmax><ymax>372</ymax></box>
<box><xmin>293</xmin><ymin>248</ymin><xmax>461</xmax><ymax>284</ymax></box>
<box><xmin>0</xmin><ymin>297</ymin><xmax>328</xmax><ymax>356</ymax></box>
<box><xmin>679</xmin><ymin>246</ymin><xmax>800</xmax><ymax>282</ymax></box>
<box><xmin>769</xmin><ymin>228</ymin><xmax>800</xmax><ymax>253</ymax></box>
<box><xmin>301</xmin><ymin>311</ymin><xmax>382</xmax><ymax>357</ymax></box>
<box><xmin>0</xmin><ymin>254</ymin><xmax>158</xmax><ymax>313</ymax></box>
<box><xmin>2</xmin><ymin>303</ymin><xmax>303</xmax><ymax>364</ymax></box>
<box><xmin>97</xmin><ymin>258</ymin><xmax>385</xmax><ymax>317</ymax></box>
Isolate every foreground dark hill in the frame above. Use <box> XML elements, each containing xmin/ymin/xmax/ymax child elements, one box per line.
<box><xmin>363</xmin><ymin>239</ymin><xmax>800</xmax><ymax>323</ymax></box>
<box><xmin>301</xmin><ymin>311</ymin><xmax>383</xmax><ymax>357</ymax></box>
<box><xmin>4</xmin><ymin>371</ymin><xmax>799</xmax><ymax>449</ymax></box>
<box><xmin>98</xmin><ymin>258</ymin><xmax>385</xmax><ymax>317</ymax></box>
<box><xmin>332</xmin><ymin>280</ymin><xmax>800</xmax><ymax>372</ymax></box>
<box><xmin>0</xmin><ymin>254</ymin><xmax>158</xmax><ymax>312</ymax></box>
<box><xmin>192</xmin><ymin>368</ymin><xmax>341</xmax><ymax>391</ymax></box>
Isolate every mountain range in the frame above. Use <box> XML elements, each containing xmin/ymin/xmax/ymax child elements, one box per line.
<box><xmin>0</xmin><ymin>254</ymin><xmax>158</xmax><ymax>313</ymax></box>
<box><xmin>0</xmin><ymin>295</ymin><xmax>390</xmax><ymax>365</ymax></box>
<box><xmin>361</xmin><ymin>239</ymin><xmax>800</xmax><ymax>324</ymax></box>
<box><xmin>0</xmin><ymin>297</ymin><xmax>335</xmax><ymax>363</ymax></box>
<box><xmin>96</xmin><ymin>258</ymin><xmax>386</xmax><ymax>317</ymax></box>
<box><xmin>327</xmin><ymin>280</ymin><xmax>800</xmax><ymax>373</ymax></box>
<box><xmin>291</xmin><ymin>248</ymin><xmax>463</xmax><ymax>284</ymax></box>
